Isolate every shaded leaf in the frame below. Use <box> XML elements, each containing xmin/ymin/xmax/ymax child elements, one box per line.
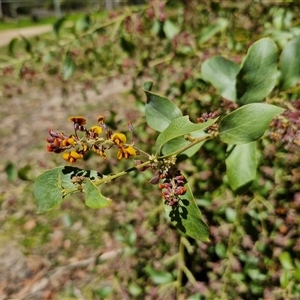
<box><xmin>279</xmin><ymin>36</ymin><xmax>300</xmax><ymax>90</ymax></box>
<box><xmin>279</xmin><ymin>251</ymin><xmax>294</xmax><ymax>270</ymax></box>
<box><xmin>18</xmin><ymin>164</ymin><xmax>31</xmax><ymax>181</ymax></box>
<box><xmin>120</xmin><ymin>36</ymin><xmax>135</xmax><ymax>55</ymax></box>
<box><xmin>226</xmin><ymin>143</ymin><xmax>256</xmax><ymax>192</ymax></box>
<box><xmin>8</xmin><ymin>38</ymin><xmax>18</xmax><ymax>56</ymax></box>
<box><xmin>34</xmin><ymin>166</ymin><xmax>101</xmax><ymax>213</ymax></box>
<box><xmin>5</xmin><ymin>162</ymin><xmax>17</xmax><ymax>182</ymax></box>
<box><xmin>156</xmin><ymin>116</ymin><xmax>217</xmax><ymax>155</ymax></box>
<box><xmin>219</xmin><ymin>103</ymin><xmax>284</xmax><ymax>144</ymax></box>
<box><xmin>163</xmin><ymin>181</ymin><xmax>210</xmax><ymax>241</ymax></box>
<box><xmin>75</xmin><ymin>14</ymin><xmax>91</xmax><ymax>32</ymax></box>
<box><xmin>21</xmin><ymin>35</ymin><xmax>32</xmax><ymax>54</ymax></box>
<box><xmin>198</xmin><ymin>18</ymin><xmax>228</xmax><ymax>45</ymax></box>
<box><xmin>236</xmin><ymin>38</ymin><xmax>278</xmax><ymax>105</ymax></box>
<box><xmin>63</xmin><ymin>52</ymin><xmax>76</xmax><ymax>80</ymax></box>
<box><xmin>143</xmin><ymin>82</ymin><xmax>182</xmax><ymax>132</ymax></box>
<box><xmin>201</xmin><ymin>56</ymin><xmax>239</xmax><ymax>101</ymax></box>
<box><xmin>163</xmin><ymin>19</ymin><xmax>180</xmax><ymax>40</ymax></box>
<box><xmin>84</xmin><ymin>179</ymin><xmax>112</xmax><ymax>209</ymax></box>
<box><xmin>53</xmin><ymin>17</ymin><xmax>66</xmax><ymax>37</ymax></box>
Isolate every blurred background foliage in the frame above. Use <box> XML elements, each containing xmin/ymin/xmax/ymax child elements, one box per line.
<box><xmin>0</xmin><ymin>1</ymin><xmax>300</xmax><ymax>299</ymax></box>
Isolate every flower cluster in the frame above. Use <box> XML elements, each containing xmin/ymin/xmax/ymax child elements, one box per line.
<box><xmin>46</xmin><ymin>116</ymin><xmax>137</xmax><ymax>163</ymax></box>
<box><xmin>157</xmin><ymin>165</ymin><xmax>187</xmax><ymax>207</ymax></box>
<box><xmin>269</xmin><ymin>101</ymin><xmax>300</xmax><ymax>151</ymax></box>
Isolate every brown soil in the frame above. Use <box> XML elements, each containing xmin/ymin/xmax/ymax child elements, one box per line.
<box><xmin>0</xmin><ymin>25</ymin><xmax>53</xmax><ymax>48</ymax></box>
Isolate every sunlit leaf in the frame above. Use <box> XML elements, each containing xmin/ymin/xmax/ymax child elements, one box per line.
<box><xmin>84</xmin><ymin>179</ymin><xmax>112</xmax><ymax>209</ymax></box>
<box><xmin>75</xmin><ymin>14</ymin><xmax>91</xmax><ymax>32</ymax></box>
<box><xmin>21</xmin><ymin>35</ymin><xmax>32</xmax><ymax>54</ymax></box>
<box><xmin>143</xmin><ymin>82</ymin><xmax>182</xmax><ymax>132</ymax></box>
<box><xmin>62</xmin><ymin>52</ymin><xmax>76</xmax><ymax>80</ymax></box>
<box><xmin>226</xmin><ymin>142</ymin><xmax>256</xmax><ymax>192</ymax></box>
<box><xmin>279</xmin><ymin>36</ymin><xmax>300</xmax><ymax>90</ymax></box>
<box><xmin>8</xmin><ymin>38</ymin><xmax>18</xmax><ymax>56</ymax></box>
<box><xmin>163</xmin><ymin>181</ymin><xmax>210</xmax><ymax>241</ymax></box>
<box><xmin>198</xmin><ymin>18</ymin><xmax>228</xmax><ymax>45</ymax></box>
<box><xmin>201</xmin><ymin>56</ymin><xmax>239</xmax><ymax>101</ymax></box>
<box><xmin>5</xmin><ymin>162</ymin><xmax>17</xmax><ymax>182</ymax></box>
<box><xmin>163</xmin><ymin>19</ymin><xmax>180</xmax><ymax>40</ymax></box>
<box><xmin>156</xmin><ymin>116</ymin><xmax>217</xmax><ymax>155</ymax></box>
<box><xmin>53</xmin><ymin>17</ymin><xmax>66</xmax><ymax>37</ymax></box>
<box><xmin>34</xmin><ymin>166</ymin><xmax>101</xmax><ymax>213</ymax></box>
<box><xmin>219</xmin><ymin>103</ymin><xmax>284</xmax><ymax>144</ymax></box>
<box><xmin>236</xmin><ymin>38</ymin><xmax>278</xmax><ymax>105</ymax></box>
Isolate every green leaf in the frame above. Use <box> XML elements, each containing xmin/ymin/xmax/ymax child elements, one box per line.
<box><xmin>226</xmin><ymin>143</ymin><xmax>256</xmax><ymax>192</ymax></box>
<box><xmin>75</xmin><ymin>15</ymin><xmax>91</xmax><ymax>32</ymax></box>
<box><xmin>34</xmin><ymin>166</ymin><xmax>101</xmax><ymax>213</ymax></box>
<box><xmin>163</xmin><ymin>20</ymin><xmax>180</xmax><ymax>40</ymax></box>
<box><xmin>8</xmin><ymin>38</ymin><xmax>19</xmax><ymax>56</ymax></box>
<box><xmin>84</xmin><ymin>179</ymin><xmax>112</xmax><ymax>209</ymax></box>
<box><xmin>198</xmin><ymin>18</ymin><xmax>228</xmax><ymax>45</ymax></box>
<box><xmin>161</xmin><ymin>135</ymin><xmax>205</xmax><ymax>158</ymax></box>
<box><xmin>53</xmin><ymin>17</ymin><xmax>66</xmax><ymax>37</ymax></box>
<box><xmin>62</xmin><ymin>52</ymin><xmax>76</xmax><ymax>80</ymax></box>
<box><xmin>5</xmin><ymin>162</ymin><xmax>18</xmax><ymax>182</ymax></box>
<box><xmin>156</xmin><ymin>116</ymin><xmax>217</xmax><ymax>155</ymax></box>
<box><xmin>279</xmin><ymin>251</ymin><xmax>294</xmax><ymax>270</ymax></box>
<box><xmin>18</xmin><ymin>164</ymin><xmax>31</xmax><ymax>181</ymax></box>
<box><xmin>219</xmin><ymin>103</ymin><xmax>284</xmax><ymax>144</ymax></box>
<box><xmin>144</xmin><ymin>265</ymin><xmax>174</xmax><ymax>285</ymax></box>
<box><xmin>21</xmin><ymin>35</ymin><xmax>32</xmax><ymax>54</ymax></box>
<box><xmin>279</xmin><ymin>36</ymin><xmax>300</xmax><ymax>90</ymax></box>
<box><xmin>201</xmin><ymin>56</ymin><xmax>239</xmax><ymax>101</ymax></box>
<box><xmin>163</xmin><ymin>181</ymin><xmax>210</xmax><ymax>241</ymax></box>
<box><xmin>236</xmin><ymin>38</ymin><xmax>278</xmax><ymax>105</ymax></box>
<box><xmin>120</xmin><ymin>35</ymin><xmax>135</xmax><ymax>55</ymax></box>
<box><xmin>143</xmin><ymin>82</ymin><xmax>182</xmax><ymax>132</ymax></box>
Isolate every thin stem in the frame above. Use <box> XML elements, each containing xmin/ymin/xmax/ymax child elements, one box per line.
<box><xmin>92</xmin><ymin>134</ymin><xmax>214</xmax><ymax>186</ymax></box>
<box><xmin>93</xmin><ymin>160</ymin><xmax>152</xmax><ymax>186</ymax></box>
<box><xmin>176</xmin><ymin>236</ymin><xmax>185</xmax><ymax>299</ymax></box>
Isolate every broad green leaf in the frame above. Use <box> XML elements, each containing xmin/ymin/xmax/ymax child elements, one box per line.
<box><xmin>219</xmin><ymin>103</ymin><xmax>284</xmax><ymax>144</ymax></box>
<box><xmin>163</xmin><ymin>181</ymin><xmax>209</xmax><ymax>241</ymax></box>
<box><xmin>279</xmin><ymin>251</ymin><xmax>294</xmax><ymax>270</ymax></box>
<box><xmin>144</xmin><ymin>265</ymin><xmax>174</xmax><ymax>285</ymax></box>
<box><xmin>21</xmin><ymin>35</ymin><xmax>32</xmax><ymax>54</ymax></box>
<box><xmin>34</xmin><ymin>166</ymin><xmax>101</xmax><ymax>213</ymax></box>
<box><xmin>120</xmin><ymin>35</ymin><xmax>135</xmax><ymax>55</ymax></box>
<box><xmin>161</xmin><ymin>135</ymin><xmax>205</xmax><ymax>157</ymax></box>
<box><xmin>236</xmin><ymin>38</ymin><xmax>278</xmax><ymax>105</ymax></box>
<box><xmin>53</xmin><ymin>17</ymin><xmax>66</xmax><ymax>37</ymax></box>
<box><xmin>198</xmin><ymin>18</ymin><xmax>228</xmax><ymax>45</ymax></box>
<box><xmin>279</xmin><ymin>36</ymin><xmax>300</xmax><ymax>90</ymax></box>
<box><xmin>5</xmin><ymin>162</ymin><xmax>17</xmax><ymax>181</ymax></box>
<box><xmin>75</xmin><ymin>15</ymin><xmax>91</xmax><ymax>32</ymax></box>
<box><xmin>156</xmin><ymin>116</ymin><xmax>217</xmax><ymax>155</ymax></box>
<box><xmin>163</xmin><ymin>20</ymin><xmax>180</xmax><ymax>40</ymax></box>
<box><xmin>63</xmin><ymin>52</ymin><xmax>76</xmax><ymax>80</ymax></box>
<box><xmin>226</xmin><ymin>143</ymin><xmax>256</xmax><ymax>192</ymax></box>
<box><xmin>18</xmin><ymin>164</ymin><xmax>31</xmax><ymax>181</ymax></box>
<box><xmin>8</xmin><ymin>38</ymin><xmax>18</xmax><ymax>56</ymax></box>
<box><xmin>84</xmin><ymin>179</ymin><xmax>112</xmax><ymax>209</ymax></box>
<box><xmin>201</xmin><ymin>56</ymin><xmax>239</xmax><ymax>101</ymax></box>
<box><xmin>143</xmin><ymin>82</ymin><xmax>182</xmax><ymax>132</ymax></box>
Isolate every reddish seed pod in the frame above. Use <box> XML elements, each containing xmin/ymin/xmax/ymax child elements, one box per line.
<box><xmin>176</xmin><ymin>186</ymin><xmax>187</xmax><ymax>195</ymax></box>
<box><xmin>46</xmin><ymin>145</ymin><xmax>54</xmax><ymax>152</ymax></box>
<box><xmin>149</xmin><ymin>174</ymin><xmax>160</xmax><ymax>185</ymax></box>
<box><xmin>46</xmin><ymin>137</ymin><xmax>54</xmax><ymax>143</ymax></box>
